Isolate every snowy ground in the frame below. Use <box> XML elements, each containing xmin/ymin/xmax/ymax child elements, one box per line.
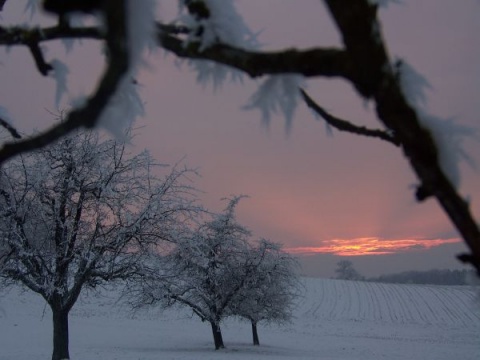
<box><xmin>1</xmin><ymin>277</ymin><xmax>479</xmax><ymax>359</ymax></box>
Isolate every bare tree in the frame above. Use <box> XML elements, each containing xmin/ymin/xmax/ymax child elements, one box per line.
<box><xmin>0</xmin><ymin>1</ymin><xmax>478</xmax><ymax>272</ymax></box>
<box><xmin>135</xmin><ymin>197</ymin><xmax>251</xmax><ymax>350</ymax></box>
<box><xmin>0</xmin><ymin>129</ymin><xmax>198</xmax><ymax>360</ymax></box>
<box><xmin>229</xmin><ymin>239</ymin><xmax>301</xmax><ymax>346</ymax></box>
<box><xmin>126</xmin><ymin>196</ymin><xmax>277</xmax><ymax>350</ymax></box>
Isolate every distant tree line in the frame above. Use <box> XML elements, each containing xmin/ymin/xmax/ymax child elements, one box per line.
<box><xmin>369</xmin><ymin>269</ymin><xmax>475</xmax><ymax>286</ymax></box>
<box><xmin>335</xmin><ymin>260</ymin><xmax>475</xmax><ymax>285</ymax></box>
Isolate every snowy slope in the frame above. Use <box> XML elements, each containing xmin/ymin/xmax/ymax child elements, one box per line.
<box><xmin>0</xmin><ymin>278</ymin><xmax>479</xmax><ymax>359</ymax></box>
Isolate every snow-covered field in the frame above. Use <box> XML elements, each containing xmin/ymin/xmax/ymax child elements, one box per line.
<box><xmin>1</xmin><ymin>278</ymin><xmax>479</xmax><ymax>359</ymax></box>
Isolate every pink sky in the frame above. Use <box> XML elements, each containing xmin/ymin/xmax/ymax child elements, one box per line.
<box><xmin>1</xmin><ymin>0</ymin><xmax>479</xmax><ymax>276</ymax></box>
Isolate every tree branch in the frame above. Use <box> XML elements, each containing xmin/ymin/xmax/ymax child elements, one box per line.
<box><xmin>0</xmin><ymin>117</ymin><xmax>21</xmax><ymax>139</ymax></box>
<box><xmin>324</xmin><ymin>0</ymin><xmax>480</xmax><ymax>273</ymax></box>
<box><xmin>158</xmin><ymin>26</ymin><xmax>353</xmax><ymax>80</ymax></box>
<box><xmin>300</xmin><ymin>88</ymin><xmax>400</xmax><ymax>146</ymax></box>
<box><xmin>0</xmin><ymin>0</ymin><xmax>129</xmax><ymax>166</ymax></box>
<box><xmin>0</xmin><ymin>25</ymin><xmax>102</xmax><ymax>46</ymax></box>
<box><xmin>0</xmin><ymin>24</ymin><xmax>102</xmax><ymax>78</ymax></box>
<box><xmin>27</xmin><ymin>41</ymin><xmax>53</xmax><ymax>76</ymax></box>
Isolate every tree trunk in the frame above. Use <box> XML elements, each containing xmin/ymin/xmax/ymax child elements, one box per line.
<box><xmin>210</xmin><ymin>321</ymin><xmax>225</xmax><ymax>350</ymax></box>
<box><xmin>52</xmin><ymin>308</ymin><xmax>70</xmax><ymax>360</ymax></box>
<box><xmin>251</xmin><ymin>321</ymin><xmax>260</xmax><ymax>346</ymax></box>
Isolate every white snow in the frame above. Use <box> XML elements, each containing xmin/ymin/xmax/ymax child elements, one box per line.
<box><xmin>1</xmin><ymin>277</ymin><xmax>478</xmax><ymax>359</ymax></box>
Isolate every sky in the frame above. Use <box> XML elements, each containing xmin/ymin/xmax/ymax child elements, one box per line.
<box><xmin>1</xmin><ymin>0</ymin><xmax>480</xmax><ymax>277</ymax></box>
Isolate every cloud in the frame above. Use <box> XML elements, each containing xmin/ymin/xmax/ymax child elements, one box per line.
<box><xmin>285</xmin><ymin>237</ymin><xmax>460</xmax><ymax>256</ymax></box>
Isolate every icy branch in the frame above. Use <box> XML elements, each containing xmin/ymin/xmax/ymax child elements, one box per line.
<box><xmin>324</xmin><ymin>0</ymin><xmax>480</xmax><ymax>272</ymax></box>
<box><xmin>0</xmin><ymin>0</ymin><xmax>129</xmax><ymax>166</ymax></box>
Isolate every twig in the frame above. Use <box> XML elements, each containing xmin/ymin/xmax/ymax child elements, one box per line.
<box><xmin>300</xmin><ymin>88</ymin><xmax>400</xmax><ymax>146</ymax></box>
<box><xmin>0</xmin><ymin>117</ymin><xmax>21</xmax><ymax>139</ymax></box>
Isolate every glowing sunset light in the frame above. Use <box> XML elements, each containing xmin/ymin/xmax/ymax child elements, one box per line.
<box><xmin>286</xmin><ymin>237</ymin><xmax>461</xmax><ymax>256</ymax></box>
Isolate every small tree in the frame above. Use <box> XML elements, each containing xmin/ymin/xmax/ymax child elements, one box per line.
<box><xmin>335</xmin><ymin>260</ymin><xmax>363</xmax><ymax>281</ymax></box>
<box><xmin>127</xmin><ymin>196</ymin><xmax>271</xmax><ymax>350</ymax></box>
<box><xmin>230</xmin><ymin>239</ymin><xmax>300</xmax><ymax>346</ymax></box>
<box><xmin>0</xmin><ymin>130</ymin><xmax>197</xmax><ymax>360</ymax></box>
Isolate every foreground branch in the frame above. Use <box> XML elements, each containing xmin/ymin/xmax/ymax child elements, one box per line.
<box><xmin>0</xmin><ymin>0</ymin><xmax>128</xmax><ymax>166</ymax></box>
<box><xmin>324</xmin><ymin>0</ymin><xmax>480</xmax><ymax>273</ymax></box>
<box><xmin>158</xmin><ymin>26</ymin><xmax>353</xmax><ymax>80</ymax></box>
<box><xmin>300</xmin><ymin>89</ymin><xmax>400</xmax><ymax>146</ymax></box>
<box><xmin>0</xmin><ymin>117</ymin><xmax>21</xmax><ymax>139</ymax></box>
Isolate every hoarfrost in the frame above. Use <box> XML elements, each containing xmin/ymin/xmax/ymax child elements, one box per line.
<box><xmin>244</xmin><ymin>75</ymin><xmax>305</xmax><ymax>133</ymax></box>
<box><xmin>24</xmin><ymin>0</ymin><xmax>41</xmax><ymax>19</ymax></box>
<box><xmin>61</xmin><ymin>15</ymin><xmax>87</xmax><ymax>54</ymax></box>
<box><xmin>397</xmin><ymin>59</ymin><xmax>476</xmax><ymax>188</ymax></box>
<box><xmin>98</xmin><ymin>79</ymin><xmax>145</xmax><ymax>139</ymax></box>
<box><xmin>0</xmin><ymin>106</ymin><xmax>13</xmax><ymax>125</ymax></box>
<box><xmin>98</xmin><ymin>0</ymin><xmax>156</xmax><ymax>135</ymax></box>
<box><xmin>177</xmin><ymin>0</ymin><xmax>258</xmax><ymax>89</ymax></box>
<box><xmin>397</xmin><ymin>60</ymin><xmax>431</xmax><ymax>109</ymax></box>
<box><xmin>49</xmin><ymin>59</ymin><xmax>69</xmax><ymax>108</ymax></box>
<box><xmin>126</xmin><ymin>0</ymin><xmax>157</xmax><ymax>67</ymax></box>
<box><xmin>190</xmin><ymin>59</ymin><xmax>243</xmax><ymax>90</ymax></box>
<box><xmin>178</xmin><ymin>0</ymin><xmax>259</xmax><ymax>51</ymax></box>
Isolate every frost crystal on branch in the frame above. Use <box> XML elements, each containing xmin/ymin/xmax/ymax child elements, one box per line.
<box><xmin>244</xmin><ymin>75</ymin><xmax>305</xmax><ymax>133</ymax></box>
<box><xmin>127</xmin><ymin>0</ymin><xmax>157</xmax><ymax>67</ymax></box>
<box><xmin>24</xmin><ymin>0</ymin><xmax>41</xmax><ymax>19</ymax></box>
<box><xmin>177</xmin><ymin>0</ymin><xmax>258</xmax><ymax>89</ymax></box>
<box><xmin>98</xmin><ymin>0</ymin><xmax>156</xmax><ymax>135</ymax></box>
<box><xmin>397</xmin><ymin>59</ymin><xmax>475</xmax><ymax>188</ymax></box>
<box><xmin>99</xmin><ymin>79</ymin><xmax>145</xmax><ymax>138</ymax></box>
<box><xmin>49</xmin><ymin>59</ymin><xmax>69</xmax><ymax>108</ymax></box>
<box><xmin>178</xmin><ymin>0</ymin><xmax>258</xmax><ymax>51</ymax></box>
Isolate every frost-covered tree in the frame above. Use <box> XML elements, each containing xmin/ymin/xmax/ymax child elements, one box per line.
<box><xmin>126</xmin><ymin>196</ymin><xmax>276</xmax><ymax>350</ymax></box>
<box><xmin>229</xmin><ymin>239</ymin><xmax>300</xmax><ymax>346</ymax></box>
<box><xmin>335</xmin><ymin>260</ymin><xmax>363</xmax><ymax>281</ymax></box>
<box><xmin>0</xmin><ymin>129</ymin><xmax>197</xmax><ymax>360</ymax></box>
<box><xmin>0</xmin><ymin>0</ymin><xmax>479</xmax><ymax>273</ymax></box>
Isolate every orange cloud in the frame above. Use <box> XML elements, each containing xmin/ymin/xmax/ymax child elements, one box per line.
<box><xmin>285</xmin><ymin>237</ymin><xmax>460</xmax><ymax>256</ymax></box>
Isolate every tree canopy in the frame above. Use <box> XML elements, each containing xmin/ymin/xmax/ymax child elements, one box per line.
<box><xmin>0</xmin><ymin>129</ymin><xmax>199</xmax><ymax>359</ymax></box>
